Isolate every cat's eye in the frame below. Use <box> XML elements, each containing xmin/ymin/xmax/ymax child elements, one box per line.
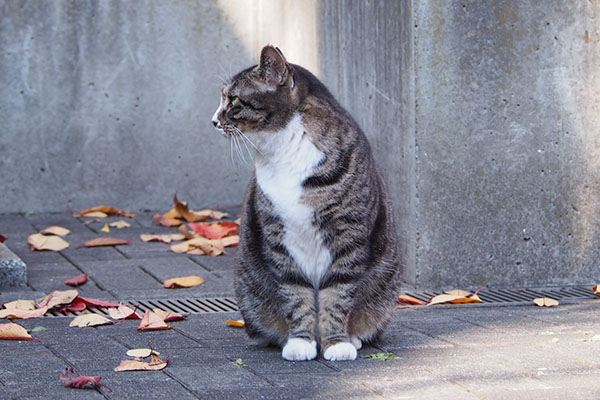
<box><xmin>230</xmin><ymin>97</ymin><xmax>241</xmax><ymax>107</ymax></box>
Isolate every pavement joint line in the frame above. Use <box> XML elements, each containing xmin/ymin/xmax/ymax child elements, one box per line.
<box><xmin>161</xmin><ymin>370</ymin><xmax>202</xmax><ymax>399</ymax></box>
<box><xmin>138</xmin><ymin>265</ymin><xmax>167</xmax><ymax>286</ymax></box>
<box><xmin>187</xmin><ymin>256</ymin><xmax>221</xmax><ymax>277</ymax></box>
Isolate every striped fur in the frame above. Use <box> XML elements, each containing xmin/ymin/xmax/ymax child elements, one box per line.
<box><xmin>212</xmin><ymin>46</ymin><xmax>401</xmax><ymax>361</ymax></box>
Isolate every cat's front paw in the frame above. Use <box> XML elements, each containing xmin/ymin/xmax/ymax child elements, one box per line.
<box><xmin>282</xmin><ymin>338</ymin><xmax>317</xmax><ymax>361</ymax></box>
<box><xmin>323</xmin><ymin>342</ymin><xmax>357</xmax><ymax>361</ymax></box>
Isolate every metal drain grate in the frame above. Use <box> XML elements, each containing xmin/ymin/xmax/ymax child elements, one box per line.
<box><xmin>45</xmin><ymin>297</ymin><xmax>239</xmax><ymax>317</ymax></box>
<box><xmin>402</xmin><ymin>286</ymin><xmax>598</xmax><ymax>306</ymax></box>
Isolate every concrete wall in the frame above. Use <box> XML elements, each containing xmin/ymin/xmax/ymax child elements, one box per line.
<box><xmin>2</xmin><ymin>0</ymin><xmax>599</xmax><ymax>289</ymax></box>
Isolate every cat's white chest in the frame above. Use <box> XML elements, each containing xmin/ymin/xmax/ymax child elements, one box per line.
<box><xmin>254</xmin><ymin>115</ymin><xmax>332</xmax><ymax>286</ymax></box>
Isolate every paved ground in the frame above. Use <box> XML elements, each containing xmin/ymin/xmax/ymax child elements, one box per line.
<box><xmin>0</xmin><ymin>211</ymin><xmax>599</xmax><ymax>399</ymax></box>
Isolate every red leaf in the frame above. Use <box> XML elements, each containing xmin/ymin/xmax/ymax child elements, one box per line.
<box><xmin>0</xmin><ymin>233</ymin><xmax>6</xmax><ymax>243</ymax></box>
<box><xmin>59</xmin><ymin>298</ymin><xmax>87</xmax><ymax>313</ymax></box>
<box><xmin>64</xmin><ymin>273</ymin><xmax>88</xmax><ymax>287</ymax></box>
<box><xmin>77</xmin><ymin>296</ymin><xmax>120</xmax><ymax>308</ymax></box>
<box><xmin>84</xmin><ymin>238</ymin><xmax>134</xmax><ymax>247</ymax></box>
<box><xmin>60</xmin><ymin>366</ymin><xmax>112</xmax><ymax>392</ymax></box>
<box><xmin>189</xmin><ymin>221</ymin><xmax>239</xmax><ymax>240</ymax></box>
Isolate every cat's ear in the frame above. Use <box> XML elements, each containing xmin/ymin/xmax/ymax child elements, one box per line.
<box><xmin>258</xmin><ymin>45</ymin><xmax>288</xmax><ymax>86</ymax></box>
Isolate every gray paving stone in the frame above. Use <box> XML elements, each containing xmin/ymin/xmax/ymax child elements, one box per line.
<box><xmin>167</xmin><ymin>365</ymin><xmax>271</xmax><ymax>390</ymax></box>
<box><xmin>0</xmin><ymin>214</ymin><xmax>36</xmax><ymax>234</ymax></box>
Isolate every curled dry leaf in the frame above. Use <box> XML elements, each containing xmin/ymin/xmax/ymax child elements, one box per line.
<box><xmin>138</xmin><ymin>310</ymin><xmax>172</xmax><ymax>331</ymax></box>
<box><xmin>114</xmin><ymin>353</ymin><xmax>169</xmax><ymax>372</ymax></box>
<box><xmin>170</xmin><ymin>237</ymin><xmax>224</xmax><ymax>256</ymax></box>
<box><xmin>69</xmin><ymin>314</ymin><xmax>113</xmax><ymax>328</ymax></box>
<box><xmin>126</xmin><ymin>348</ymin><xmax>160</xmax><ymax>358</ymax></box>
<box><xmin>60</xmin><ymin>298</ymin><xmax>87</xmax><ymax>313</ymax></box>
<box><xmin>60</xmin><ymin>366</ymin><xmax>113</xmax><ymax>392</ymax></box>
<box><xmin>152</xmin><ymin>308</ymin><xmax>188</xmax><ymax>322</ymax></box>
<box><xmin>173</xmin><ymin>194</ymin><xmax>228</xmax><ymax>223</ymax></box>
<box><xmin>100</xmin><ymin>224</ymin><xmax>110</xmax><ymax>233</ymax></box>
<box><xmin>152</xmin><ymin>214</ymin><xmax>182</xmax><ymax>227</ymax></box>
<box><xmin>27</xmin><ymin>233</ymin><xmax>69</xmax><ymax>252</ymax></box>
<box><xmin>222</xmin><ymin>235</ymin><xmax>240</xmax><ymax>248</ymax></box>
<box><xmin>226</xmin><ymin>319</ymin><xmax>245</xmax><ymax>328</ymax></box>
<box><xmin>427</xmin><ymin>288</ymin><xmax>484</xmax><ymax>306</ymax></box>
<box><xmin>163</xmin><ymin>275</ymin><xmax>205</xmax><ymax>289</ymax></box>
<box><xmin>397</xmin><ymin>294</ymin><xmax>425</xmax><ymax>306</ymax></box>
<box><xmin>0</xmin><ymin>305</ymin><xmax>48</xmax><ymax>319</ymax></box>
<box><xmin>77</xmin><ymin>296</ymin><xmax>120</xmax><ymax>308</ymax></box>
<box><xmin>108</xmin><ymin>304</ymin><xmax>141</xmax><ymax>320</ymax></box>
<box><xmin>73</xmin><ymin>206</ymin><xmax>135</xmax><ymax>219</ymax></box>
<box><xmin>0</xmin><ymin>322</ymin><xmax>34</xmax><ymax>340</ymax></box>
<box><xmin>64</xmin><ymin>273</ymin><xmax>88</xmax><ymax>287</ymax></box>
<box><xmin>109</xmin><ymin>220</ymin><xmax>131</xmax><ymax>229</ymax></box>
<box><xmin>0</xmin><ymin>233</ymin><xmax>6</xmax><ymax>243</ymax></box>
<box><xmin>533</xmin><ymin>297</ymin><xmax>559</xmax><ymax>307</ymax></box>
<box><xmin>189</xmin><ymin>221</ymin><xmax>240</xmax><ymax>240</ymax></box>
<box><xmin>35</xmin><ymin>289</ymin><xmax>79</xmax><ymax>309</ymax></box>
<box><xmin>593</xmin><ymin>285</ymin><xmax>600</xmax><ymax>295</ymax></box>
<box><xmin>140</xmin><ymin>233</ymin><xmax>185</xmax><ymax>244</ymax></box>
<box><xmin>84</xmin><ymin>237</ymin><xmax>134</xmax><ymax>247</ymax></box>
<box><xmin>40</xmin><ymin>226</ymin><xmax>71</xmax><ymax>236</ymax></box>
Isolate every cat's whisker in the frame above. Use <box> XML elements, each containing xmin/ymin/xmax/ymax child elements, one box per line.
<box><xmin>232</xmin><ymin>133</ymin><xmax>251</xmax><ymax>166</ymax></box>
<box><xmin>235</xmin><ymin>128</ymin><xmax>263</xmax><ymax>157</ymax></box>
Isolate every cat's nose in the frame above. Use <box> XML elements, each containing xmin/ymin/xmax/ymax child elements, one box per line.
<box><xmin>212</xmin><ymin>119</ymin><xmax>221</xmax><ymax>129</ymax></box>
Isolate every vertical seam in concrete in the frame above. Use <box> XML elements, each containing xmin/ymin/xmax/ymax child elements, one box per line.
<box><xmin>410</xmin><ymin>0</ymin><xmax>419</xmax><ymax>287</ymax></box>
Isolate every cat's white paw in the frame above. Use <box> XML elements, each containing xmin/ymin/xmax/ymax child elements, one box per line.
<box><xmin>323</xmin><ymin>342</ymin><xmax>357</xmax><ymax>361</ymax></box>
<box><xmin>350</xmin><ymin>335</ymin><xmax>362</xmax><ymax>350</ymax></box>
<box><xmin>282</xmin><ymin>338</ymin><xmax>317</xmax><ymax>361</ymax></box>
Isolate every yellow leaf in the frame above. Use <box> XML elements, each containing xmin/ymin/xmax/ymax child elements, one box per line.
<box><xmin>444</xmin><ymin>289</ymin><xmax>471</xmax><ymax>298</ymax></box>
<box><xmin>126</xmin><ymin>348</ymin><xmax>160</xmax><ymax>358</ymax></box>
<box><xmin>222</xmin><ymin>235</ymin><xmax>240</xmax><ymax>248</ymax></box>
<box><xmin>109</xmin><ymin>220</ymin><xmax>131</xmax><ymax>229</ymax></box>
<box><xmin>0</xmin><ymin>322</ymin><xmax>33</xmax><ymax>340</ymax></box>
<box><xmin>40</xmin><ymin>226</ymin><xmax>71</xmax><ymax>236</ymax></box>
<box><xmin>533</xmin><ymin>297</ymin><xmax>559</xmax><ymax>307</ymax></box>
<box><xmin>74</xmin><ymin>206</ymin><xmax>135</xmax><ymax>218</ymax></box>
<box><xmin>3</xmin><ymin>300</ymin><xmax>36</xmax><ymax>311</ymax></box>
<box><xmin>140</xmin><ymin>233</ymin><xmax>185</xmax><ymax>244</ymax></box>
<box><xmin>35</xmin><ymin>289</ymin><xmax>79</xmax><ymax>309</ymax></box>
<box><xmin>427</xmin><ymin>293</ymin><xmax>460</xmax><ymax>306</ymax></box>
<box><xmin>101</xmin><ymin>224</ymin><xmax>110</xmax><ymax>233</ymax></box>
<box><xmin>27</xmin><ymin>233</ymin><xmax>69</xmax><ymax>251</ymax></box>
<box><xmin>69</xmin><ymin>314</ymin><xmax>113</xmax><ymax>327</ymax></box>
<box><xmin>0</xmin><ymin>305</ymin><xmax>48</xmax><ymax>319</ymax></box>
<box><xmin>114</xmin><ymin>354</ymin><xmax>169</xmax><ymax>371</ymax></box>
<box><xmin>226</xmin><ymin>319</ymin><xmax>245</xmax><ymax>328</ymax></box>
<box><xmin>593</xmin><ymin>285</ymin><xmax>600</xmax><ymax>295</ymax></box>
<box><xmin>82</xmin><ymin>211</ymin><xmax>108</xmax><ymax>218</ymax></box>
<box><xmin>163</xmin><ymin>275</ymin><xmax>205</xmax><ymax>289</ymax></box>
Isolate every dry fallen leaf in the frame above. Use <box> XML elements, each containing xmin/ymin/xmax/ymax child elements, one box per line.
<box><xmin>59</xmin><ymin>298</ymin><xmax>88</xmax><ymax>313</ymax></box>
<box><xmin>163</xmin><ymin>275</ymin><xmax>205</xmax><ymax>289</ymax></box>
<box><xmin>27</xmin><ymin>233</ymin><xmax>70</xmax><ymax>251</ymax></box>
<box><xmin>226</xmin><ymin>319</ymin><xmax>245</xmax><ymax>328</ymax></box>
<box><xmin>140</xmin><ymin>233</ymin><xmax>186</xmax><ymax>244</ymax></box>
<box><xmin>126</xmin><ymin>348</ymin><xmax>160</xmax><ymax>358</ymax></box>
<box><xmin>100</xmin><ymin>223</ymin><xmax>110</xmax><ymax>233</ymax></box>
<box><xmin>152</xmin><ymin>214</ymin><xmax>183</xmax><ymax>227</ymax></box>
<box><xmin>0</xmin><ymin>305</ymin><xmax>48</xmax><ymax>319</ymax></box>
<box><xmin>109</xmin><ymin>220</ymin><xmax>131</xmax><ymax>229</ymax></box>
<box><xmin>40</xmin><ymin>226</ymin><xmax>71</xmax><ymax>236</ymax></box>
<box><xmin>221</xmin><ymin>235</ymin><xmax>240</xmax><ymax>248</ymax></box>
<box><xmin>3</xmin><ymin>300</ymin><xmax>35</xmax><ymax>311</ymax></box>
<box><xmin>69</xmin><ymin>314</ymin><xmax>113</xmax><ymax>327</ymax></box>
<box><xmin>170</xmin><ymin>237</ymin><xmax>224</xmax><ymax>256</ymax></box>
<box><xmin>35</xmin><ymin>289</ymin><xmax>79</xmax><ymax>309</ymax></box>
<box><xmin>138</xmin><ymin>310</ymin><xmax>172</xmax><ymax>331</ymax></box>
<box><xmin>0</xmin><ymin>233</ymin><xmax>6</xmax><ymax>243</ymax></box>
<box><xmin>152</xmin><ymin>308</ymin><xmax>188</xmax><ymax>322</ymax></box>
<box><xmin>83</xmin><ymin>211</ymin><xmax>108</xmax><ymax>218</ymax></box>
<box><xmin>427</xmin><ymin>288</ymin><xmax>484</xmax><ymax>306</ymax></box>
<box><xmin>84</xmin><ymin>237</ymin><xmax>134</xmax><ymax>247</ymax></box>
<box><xmin>593</xmin><ymin>285</ymin><xmax>599</xmax><ymax>295</ymax></box>
<box><xmin>397</xmin><ymin>294</ymin><xmax>426</xmax><ymax>306</ymax></box>
<box><xmin>108</xmin><ymin>304</ymin><xmax>141</xmax><ymax>320</ymax></box>
<box><xmin>73</xmin><ymin>206</ymin><xmax>135</xmax><ymax>219</ymax></box>
<box><xmin>60</xmin><ymin>366</ymin><xmax>113</xmax><ymax>392</ymax></box>
<box><xmin>114</xmin><ymin>353</ymin><xmax>169</xmax><ymax>372</ymax></box>
<box><xmin>76</xmin><ymin>296</ymin><xmax>120</xmax><ymax>308</ymax></box>
<box><xmin>533</xmin><ymin>297</ymin><xmax>559</xmax><ymax>307</ymax></box>
<box><xmin>0</xmin><ymin>322</ymin><xmax>34</xmax><ymax>340</ymax></box>
<box><xmin>64</xmin><ymin>273</ymin><xmax>88</xmax><ymax>287</ymax></box>
<box><xmin>189</xmin><ymin>221</ymin><xmax>239</xmax><ymax>240</ymax></box>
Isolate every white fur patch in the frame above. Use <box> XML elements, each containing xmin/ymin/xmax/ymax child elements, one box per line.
<box><xmin>254</xmin><ymin>114</ymin><xmax>332</xmax><ymax>287</ymax></box>
<box><xmin>323</xmin><ymin>342</ymin><xmax>357</xmax><ymax>361</ymax></box>
<box><xmin>282</xmin><ymin>338</ymin><xmax>317</xmax><ymax>361</ymax></box>
<box><xmin>350</xmin><ymin>336</ymin><xmax>363</xmax><ymax>350</ymax></box>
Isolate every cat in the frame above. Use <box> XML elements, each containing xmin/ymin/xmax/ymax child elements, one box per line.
<box><xmin>211</xmin><ymin>45</ymin><xmax>401</xmax><ymax>361</ymax></box>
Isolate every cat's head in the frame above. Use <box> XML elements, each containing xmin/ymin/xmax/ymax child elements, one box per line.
<box><xmin>212</xmin><ymin>45</ymin><xmax>297</xmax><ymax>135</ymax></box>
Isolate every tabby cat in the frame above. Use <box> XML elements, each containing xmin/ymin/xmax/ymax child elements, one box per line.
<box><xmin>211</xmin><ymin>45</ymin><xmax>400</xmax><ymax>361</ymax></box>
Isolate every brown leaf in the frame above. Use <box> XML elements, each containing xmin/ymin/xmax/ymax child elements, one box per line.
<box><xmin>397</xmin><ymin>294</ymin><xmax>425</xmax><ymax>306</ymax></box>
<box><xmin>226</xmin><ymin>319</ymin><xmax>245</xmax><ymax>328</ymax></box>
<box><xmin>64</xmin><ymin>273</ymin><xmax>88</xmax><ymax>287</ymax></box>
<box><xmin>74</xmin><ymin>206</ymin><xmax>135</xmax><ymax>219</ymax></box>
<box><xmin>3</xmin><ymin>300</ymin><xmax>35</xmax><ymax>311</ymax></box>
<box><xmin>177</xmin><ymin>224</ymin><xmax>196</xmax><ymax>240</ymax></box>
<box><xmin>533</xmin><ymin>297</ymin><xmax>559</xmax><ymax>307</ymax></box>
<box><xmin>60</xmin><ymin>366</ymin><xmax>112</xmax><ymax>392</ymax></box>
<box><xmin>40</xmin><ymin>226</ymin><xmax>71</xmax><ymax>236</ymax></box>
<box><xmin>173</xmin><ymin>195</ymin><xmax>229</xmax><ymax>223</ymax></box>
<box><xmin>76</xmin><ymin>296</ymin><xmax>120</xmax><ymax>308</ymax></box>
<box><xmin>114</xmin><ymin>354</ymin><xmax>169</xmax><ymax>371</ymax></box>
<box><xmin>27</xmin><ymin>233</ymin><xmax>69</xmax><ymax>251</ymax></box>
<box><xmin>35</xmin><ymin>289</ymin><xmax>79</xmax><ymax>309</ymax></box>
<box><xmin>138</xmin><ymin>310</ymin><xmax>172</xmax><ymax>331</ymax></box>
<box><xmin>593</xmin><ymin>285</ymin><xmax>600</xmax><ymax>295</ymax></box>
<box><xmin>427</xmin><ymin>288</ymin><xmax>484</xmax><ymax>306</ymax></box>
<box><xmin>163</xmin><ymin>275</ymin><xmax>205</xmax><ymax>289</ymax></box>
<box><xmin>174</xmin><ymin>194</ymin><xmax>205</xmax><ymax>223</ymax></box>
<box><xmin>0</xmin><ymin>233</ymin><xmax>6</xmax><ymax>243</ymax></box>
<box><xmin>140</xmin><ymin>233</ymin><xmax>185</xmax><ymax>244</ymax></box>
<box><xmin>84</xmin><ymin>237</ymin><xmax>134</xmax><ymax>247</ymax></box>
<box><xmin>108</xmin><ymin>304</ymin><xmax>141</xmax><ymax>320</ymax></box>
<box><xmin>0</xmin><ymin>305</ymin><xmax>48</xmax><ymax>319</ymax></box>
<box><xmin>0</xmin><ymin>322</ymin><xmax>34</xmax><ymax>340</ymax></box>
<box><xmin>152</xmin><ymin>214</ymin><xmax>182</xmax><ymax>227</ymax></box>
<box><xmin>69</xmin><ymin>314</ymin><xmax>113</xmax><ymax>327</ymax></box>
<box><xmin>222</xmin><ymin>235</ymin><xmax>240</xmax><ymax>248</ymax></box>
<box><xmin>170</xmin><ymin>237</ymin><xmax>224</xmax><ymax>256</ymax></box>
